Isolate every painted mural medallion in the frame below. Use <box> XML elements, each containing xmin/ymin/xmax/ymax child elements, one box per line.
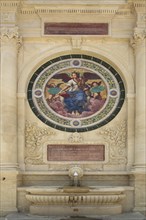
<box><xmin>27</xmin><ymin>54</ymin><xmax>125</xmax><ymax>132</ymax></box>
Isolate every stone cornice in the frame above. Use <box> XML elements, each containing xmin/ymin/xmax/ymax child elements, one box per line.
<box><xmin>0</xmin><ymin>1</ymin><xmax>20</xmax><ymax>8</ymax></box>
<box><xmin>20</xmin><ymin>8</ymin><xmax>118</xmax><ymax>15</ymax></box>
<box><xmin>134</xmin><ymin>0</ymin><xmax>146</xmax><ymax>8</ymax></box>
<box><xmin>0</xmin><ymin>0</ymin><xmax>135</xmax><ymax>17</ymax></box>
<box><xmin>19</xmin><ymin>5</ymin><xmax>135</xmax><ymax>17</ymax></box>
<box><xmin>23</xmin><ymin>0</ymin><xmax>127</xmax><ymax>5</ymax></box>
<box><xmin>132</xmin><ymin>0</ymin><xmax>146</xmax><ymax>13</ymax></box>
<box><xmin>0</xmin><ymin>1</ymin><xmax>20</xmax><ymax>24</ymax></box>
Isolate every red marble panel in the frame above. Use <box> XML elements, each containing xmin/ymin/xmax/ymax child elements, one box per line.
<box><xmin>47</xmin><ymin>145</ymin><xmax>105</xmax><ymax>161</ymax></box>
<box><xmin>44</xmin><ymin>23</ymin><xmax>108</xmax><ymax>35</ymax></box>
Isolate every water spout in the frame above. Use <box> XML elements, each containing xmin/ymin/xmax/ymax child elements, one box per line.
<box><xmin>73</xmin><ymin>171</ymin><xmax>79</xmax><ymax>186</ymax></box>
<box><xmin>69</xmin><ymin>166</ymin><xmax>83</xmax><ymax>187</ymax></box>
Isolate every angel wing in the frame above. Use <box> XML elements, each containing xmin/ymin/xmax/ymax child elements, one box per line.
<box><xmin>83</xmin><ymin>72</ymin><xmax>101</xmax><ymax>81</ymax></box>
<box><xmin>47</xmin><ymin>87</ymin><xmax>61</xmax><ymax>95</ymax></box>
<box><xmin>90</xmin><ymin>85</ymin><xmax>105</xmax><ymax>93</ymax></box>
<box><xmin>53</xmin><ymin>73</ymin><xmax>71</xmax><ymax>83</ymax></box>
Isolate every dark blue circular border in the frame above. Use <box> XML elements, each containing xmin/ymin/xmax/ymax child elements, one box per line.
<box><xmin>27</xmin><ymin>54</ymin><xmax>125</xmax><ymax>132</ymax></box>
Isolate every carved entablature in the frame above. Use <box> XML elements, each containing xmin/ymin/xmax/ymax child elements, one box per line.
<box><xmin>0</xmin><ymin>1</ymin><xmax>19</xmax><ymax>8</ymax></box>
<box><xmin>1</xmin><ymin>12</ymin><xmax>16</xmax><ymax>23</ymax></box>
<box><xmin>0</xmin><ymin>1</ymin><xmax>19</xmax><ymax>24</ymax></box>
<box><xmin>134</xmin><ymin>0</ymin><xmax>146</xmax><ymax>12</ymax></box>
<box><xmin>20</xmin><ymin>7</ymin><xmax>118</xmax><ymax>16</ymax></box>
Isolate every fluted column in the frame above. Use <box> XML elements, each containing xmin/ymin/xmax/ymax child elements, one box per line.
<box><xmin>131</xmin><ymin>27</ymin><xmax>146</xmax><ymax>215</ymax></box>
<box><xmin>17</xmin><ymin>93</ymin><xmax>26</xmax><ymax>171</ymax></box>
<box><xmin>131</xmin><ymin>28</ymin><xmax>146</xmax><ymax>170</ymax></box>
<box><xmin>0</xmin><ymin>26</ymin><xmax>21</xmax><ymax>215</ymax></box>
<box><xmin>126</xmin><ymin>94</ymin><xmax>135</xmax><ymax>171</ymax></box>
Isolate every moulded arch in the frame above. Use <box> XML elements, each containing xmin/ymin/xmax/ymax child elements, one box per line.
<box><xmin>18</xmin><ymin>45</ymin><xmax>134</xmax><ymax>95</ymax></box>
<box><xmin>81</xmin><ymin>46</ymin><xmax>134</xmax><ymax>95</ymax></box>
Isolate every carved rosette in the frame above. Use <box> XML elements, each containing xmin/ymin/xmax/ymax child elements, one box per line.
<box><xmin>99</xmin><ymin>121</ymin><xmax>127</xmax><ymax>165</ymax></box>
<box><xmin>25</xmin><ymin>121</ymin><xmax>55</xmax><ymax>165</ymax></box>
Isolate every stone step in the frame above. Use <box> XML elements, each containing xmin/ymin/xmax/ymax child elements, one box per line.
<box><xmin>1</xmin><ymin>212</ymin><xmax>146</xmax><ymax>220</ymax></box>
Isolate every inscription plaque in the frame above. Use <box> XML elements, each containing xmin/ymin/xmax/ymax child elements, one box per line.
<box><xmin>44</xmin><ymin>23</ymin><xmax>108</xmax><ymax>35</ymax></box>
<box><xmin>47</xmin><ymin>145</ymin><xmax>105</xmax><ymax>161</ymax></box>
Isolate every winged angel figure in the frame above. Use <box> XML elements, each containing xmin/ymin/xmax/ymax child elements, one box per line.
<box><xmin>45</xmin><ymin>71</ymin><xmax>106</xmax><ymax>117</ymax></box>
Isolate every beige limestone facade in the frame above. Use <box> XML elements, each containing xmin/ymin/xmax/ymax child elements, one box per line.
<box><xmin>0</xmin><ymin>0</ymin><xmax>146</xmax><ymax>218</ymax></box>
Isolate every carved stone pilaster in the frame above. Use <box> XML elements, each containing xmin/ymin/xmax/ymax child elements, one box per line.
<box><xmin>131</xmin><ymin>26</ymin><xmax>146</xmax><ymax>170</ymax></box>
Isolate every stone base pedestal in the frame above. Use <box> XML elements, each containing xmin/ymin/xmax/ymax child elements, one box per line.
<box><xmin>30</xmin><ymin>204</ymin><xmax>122</xmax><ymax>216</ymax></box>
<box><xmin>131</xmin><ymin>173</ymin><xmax>146</xmax><ymax>216</ymax></box>
<box><xmin>4</xmin><ymin>212</ymin><xmax>146</xmax><ymax>220</ymax></box>
<box><xmin>0</xmin><ymin>170</ymin><xmax>18</xmax><ymax>217</ymax></box>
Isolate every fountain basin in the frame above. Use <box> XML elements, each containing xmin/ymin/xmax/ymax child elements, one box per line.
<box><xmin>25</xmin><ymin>186</ymin><xmax>128</xmax><ymax>216</ymax></box>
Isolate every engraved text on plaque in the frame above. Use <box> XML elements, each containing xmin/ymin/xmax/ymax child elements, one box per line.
<box><xmin>47</xmin><ymin>145</ymin><xmax>105</xmax><ymax>161</ymax></box>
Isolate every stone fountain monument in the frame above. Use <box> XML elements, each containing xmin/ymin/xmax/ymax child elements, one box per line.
<box><xmin>25</xmin><ymin>166</ymin><xmax>127</xmax><ymax>216</ymax></box>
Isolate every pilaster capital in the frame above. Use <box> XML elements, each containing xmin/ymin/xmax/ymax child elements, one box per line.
<box><xmin>0</xmin><ymin>26</ymin><xmax>22</xmax><ymax>49</ymax></box>
<box><xmin>130</xmin><ymin>27</ymin><xmax>146</xmax><ymax>48</ymax></box>
<box><xmin>0</xmin><ymin>26</ymin><xmax>19</xmax><ymax>39</ymax></box>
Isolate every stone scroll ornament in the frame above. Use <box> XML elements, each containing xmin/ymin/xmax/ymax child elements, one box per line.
<box><xmin>27</xmin><ymin>54</ymin><xmax>125</xmax><ymax>132</ymax></box>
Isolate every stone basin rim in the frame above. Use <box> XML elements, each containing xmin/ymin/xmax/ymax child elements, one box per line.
<box><xmin>25</xmin><ymin>186</ymin><xmax>130</xmax><ymax>194</ymax></box>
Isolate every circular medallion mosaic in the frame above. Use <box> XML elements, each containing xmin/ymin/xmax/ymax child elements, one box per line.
<box><xmin>27</xmin><ymin>54</ymin><xmax>125</xmax><ymax>132</ymax></box>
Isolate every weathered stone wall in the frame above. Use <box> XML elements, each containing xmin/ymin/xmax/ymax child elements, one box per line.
<box><xmin>0</xmin><ymin>0</ymin><xmax>146</xmax><ymax>217</ymax></box>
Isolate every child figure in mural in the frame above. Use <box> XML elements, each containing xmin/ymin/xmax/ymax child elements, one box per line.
<box><xmin>58</xmin><ymin>71</ymin><xmax>88</xmax><ymax>115</ymax></box>
<box><xmin>90</xmin><ymin>81</ymin><xmax>105</xmax><ymax>100</ymax></box>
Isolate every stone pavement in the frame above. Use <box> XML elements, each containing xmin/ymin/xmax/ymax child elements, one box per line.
<box><xmin>0</xmin><ymin>212</ymin><xmax>146</xmax><ymax>220</ymax></box>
